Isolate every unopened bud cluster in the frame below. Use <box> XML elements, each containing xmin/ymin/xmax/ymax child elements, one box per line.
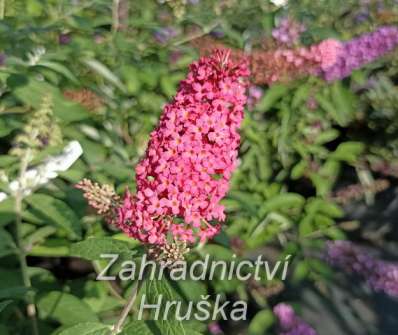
<box><xmin>76</xmin><ymin>179</ymin><xmax>121</xmax><ymax>224</ymax></box>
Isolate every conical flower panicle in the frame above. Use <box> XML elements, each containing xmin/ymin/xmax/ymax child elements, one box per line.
<box><xmin>326</xmin><ymin>240</ymin><xmax>398</xmax><ymax>297</ymax></box>
<box><xmin>118</xmin><ymin>50</ymin><xmax>250</xmax><ymax>245</ymax></box>
<box><xmin>322</xmin><ymin>26</ymin><xmax>398</xmax><ymax>80</ymax></box>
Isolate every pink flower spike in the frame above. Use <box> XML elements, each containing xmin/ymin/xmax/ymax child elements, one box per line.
<box><xmin>115</xmin><ymin>50</ymin><xmax>249</xmax><ymax>246</ymax></box>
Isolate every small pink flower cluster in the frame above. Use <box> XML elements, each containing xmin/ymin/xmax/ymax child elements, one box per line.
<box><xmin>118</xmin><ymin>50</ymin><xmax>249</xmax><ymax>245</ymax></box>
<box><xmin>196</xmin><ymin>26</ymin><xmax>398</xmax><ymax>85</ymax></box>
<box><xmin>272</xmin><ymin>17</ymin><xmax>306</xmax><ymax>47</ymax></box>
<box><xmin>251</xmin><ymin>38</ymin><xmax>343</xmax><ymax>84</ymax></box>
<box><xmin>272</xmin><ymin>39</ymin><xmax>343</xmax><ymax>78</ymax></box>
<box><xmin>314</xmin><ymin>39</ymin><xmax>344</xmax><ymax>71</ymax></box>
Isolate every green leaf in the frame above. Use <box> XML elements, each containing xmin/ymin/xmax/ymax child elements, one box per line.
<box><xmin>201</xmin><ymin>244</ymin><xmax>235</xmax><ymax>261</ymax></box>
<box><xmin>121</xmin><ymin>320</ymin><xmax>158</xmax><ymax>335</ymax></box>
<box><xmin>144</xmin><ymin>277</ymin><xmax>188</xmax><ymax>334</ymax></box>
<box><xmin>29</xmin><ymin>238</ymin><xmax>70</xmax><ymax>257</ymax></box>
<box><xmin>57</xmin><ymin>322</ymin><xmax>110</xmax><ymax>335</ymax></box>
<box><xmin>174</xmin><ymin>280</ymin><xmax>207</xmax><ymax>302</ymax></box>
<box><xmin>318</xmin><ymin>201</ymin><xmax>344</xmax><ymax>218</ymax></box>
<box><xmin>330</xmin><ymin>81</ymin><xmax>357</xmax><ymax>125</ymax></box>
<box><xmin>83</xmin><ymin>59</ymin><xmax>126</xmax><ymax>93</ymax></box>
<box><xmin>314</xmin><ymin>213</ymin><xmax>335</xmax><ymax>228</ymax></box>
<box><xmin>260</xmin><ymin>193</ymin><xmax>305</xmax><ymax>216</ymax></box>
<box><xmin>0</xmin><ymin>198</ymin><xmax>16</xmax><ymax>226</ymax></box>
<box><xmin>121</xmin><ymin>320</ymin><xmax>195</xmax><ymax>335</ymax></box>
<box><xmin>24</xmin><ymin>226</ymin><xmax>57</xmax><ymax>248</ymax></box>
<box><xmin>71</xmin><ymin>237</ymin><xmax>136</xmax><ymax>261</ymax></box>
<box><xmin>156</xmin><ymin>320</ymin><xmax>186</xmax><ymax>335</ymax></box>
<box><xmin>25</xmin><ymin>194</ymin><xmax>82</xmax><ymax>239</ymax></box>
<box><xmin>36</xmin><ymin>61</ymin><xmax>79</xmax><ymax>84</ymax></box>
<box><xmin>308</xmin><ymin>259</ymin><xmax>334</xmax><ymax>277</ymax></box>
<box><xmin>291</xmin><ymin>84</ymin><xmax>310</xmax><ymax>109</ymax></box>
<box><xmin>256</xmin><ymin>84</ymin><xmax>289</xmax><ymax>112</ymax></box>
<box><xmin>316</xmin><ymin>93</ymin><xmax>346</xmax><ymax>127</ymax></box>
<box><xmin>292</xmin><ymin>261</ymin><xmax>310</xmax><ymax>282</ymax></box>
<box><xmin>299</xmin><ymin>215</ymin><xmax>314</xmax><ymax>237</ymax></box>
<box><xmin>310</xmin><ymin>160</ymin><xmax>341</xmax><ymax>196</ymax></box>
<box><xmin>0</xmin><ymin>300</ymin><xmax>13</xmax><ymax>312</ymax></box>
<box><xmin>314</xmin><ymin>129</ymin><xmax>340</xmax><ymax>145</ymax></box>
<box><xmin>0</xmin><ymin>155</ymin><xmax>19</xmax><ymax>167</ymax></box>
<box><xmin>160</xmin><ymin>75</ymin><xmax>178</xmax><ymax>97</ymax></box>
<box><xmin>0</xmin><ymin>118</ymin><xmax>19</xmax><ymax>138</ymax></box>
<box><xmin>8</xmin><ymin>75</ymin><xmax>89</xmax><ymax>123</ymax></box>
<box><xmin>291</xmin><ymin>160</ymin><xmax>308</xmax><ymax>180</ymax></box>
<box><xmin>120</xmin><ymin>65</ymin><xmax>142</xmax><ymax>94</ymax></box>
<box><xmin>0</xmin><ymin>228</ymin><xmax>17</xmax><ymax>257</ymax></box>
<box><xmin>80</xmin><ymin>138</ymin><xmax>108</xmax><ymax>165</ymax></box>
<box><xmin>324</xmin><ymin>226</ymin><xmax>346</xmax><ymax>240</ymax></box>
<box><xmin>248</xmin><ymin>310</ymin><xmax>275</xmax><ymax>335</ymax></box>
<box><xmin>38</xmin><ymin>291</ymin><xmax>99</xmax><ymax>326</ymax></box>
<box><xmin>146</xmin><ymin>277</ymin><xmax>176</xmax><ymax>304</ymax></box>
<box><xmin>331</xmin><ymin>142</ymin><xmax>364</xmax><ymax>163</ymax></box>
<box><xmin>138</xmin><ymin>67</ymin><xmax>159</xmax><ymax>89</ymax></box>
<box><xmin>0</xmin><ymin>287</ymin><xmax>31</xmax><ymax>300</ymax></box>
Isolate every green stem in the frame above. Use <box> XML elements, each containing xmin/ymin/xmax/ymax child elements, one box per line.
<box><xmin>110</xmin><ymin>275</ymin><xmax>145</xmax><ymax>335</ymax></box>
<box><xmin>0</xmin><ymin>0</ymin><xmax>5</xmax><ymax>20</ymax></box>
<box><xmin>112</xmin><ymin>0</ymin><xmax>120</xmax><ymax>33</ymax></box>
<box><xmin>14</xmin><ymin>151</ymin><xmax>39</xmax><ymax>335</ymax></box>
<box><xmin>93</xmin><ymin>261</ymin><xmax>126</xmax><ymax>302</ymax></box>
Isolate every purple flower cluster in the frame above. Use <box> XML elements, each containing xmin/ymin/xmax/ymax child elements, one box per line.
<box><xmin>272</xmin><ymin>17</ymin><xmax>306</xmax><ymax>47</ymax></box>
<box><xmin>208</xmin><ymin>322</ymin><xmax>223</xmax><ymax>335</ymax></box>
<box><xmin>274</xmin><ymin>303</ymin><xmax>317</xmax><ymax>335</ymax></box>
<box><xmin>0</xmin><ymin>53</ymin><xmax>6</xmax><ymax>66</ymax></box>
<box><xmin>322</xmin><ymin>26</ymin><xmax>398</xmax><ymax>81</ymax></box>
<box><xmin>247</xmin><ymin>85</ymin><xmax>263</xmax><ymax>110</ymax></box>
<box><xmin>326</xmin><ymin>241</ymin><xmax>398</xmax><ymax>297</ymax></box>
<box><xmin>153</xmin><ymin>27</ymin><xmax>178</xmax><ymax>44</ymax></box>
<box><xmin>58</xmin><ymin>33</ymin><xmax>71</xmax><ymax>45</ymax></box>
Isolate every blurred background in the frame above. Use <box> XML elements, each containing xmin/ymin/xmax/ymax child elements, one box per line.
<box><xmin>0</xmin><ymin>0</ymin><xmax>397</xmax><ymax>334</ymax></box>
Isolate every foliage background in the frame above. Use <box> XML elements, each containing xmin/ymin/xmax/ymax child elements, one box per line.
<box><xmin>0</xmin><ymin>0</ymin><xmax>397</xmax><ymax>334</ymax></box>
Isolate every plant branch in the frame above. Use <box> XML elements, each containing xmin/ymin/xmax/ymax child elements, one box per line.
<box><xmin>0</xmin><ymin>0</ymin><xmax>5</xmax><ymax>20</ymax></box>
<box><xmin>14</xmin><ymin>150</ymin><xmax>39</xmax><ymax>335</ymax></box>
<box><xmin>112</xmin><ymin>0</ymin><xmax>120</xmax><ymax>33</ymax></box>
<box><xmin>110</xmin><ymin>275</ymin><xmax>145</xmax><ymax>335</ymax></box>
<box><xmin>93</xmin><ymin>261</ymin><xmax>126</xmax><ymax>302</ymax></box>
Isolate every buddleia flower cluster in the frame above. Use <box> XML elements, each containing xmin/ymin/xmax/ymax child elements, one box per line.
<box><xmin>194</xmin><ymin>36</ymin><xmax>342</xmax><ymax>85</ymax></box>
<box><xmin>274</xmin><ymin>303</ymin><xmax>317</xmax><ymax>335</ymax></box>
<box><xmin>272</xmin><ymin>17</ymin><xmax>306</xmax><ymax>47</ymax></box>
<box><xmin>118</xmin><ymin>50</ymin><xmax>249</xmax><ymax>246</ymax></box>
<box><xmin>321</xmin><ymin>26</ymin><xmax>398</xmax><ymax>81</ymax></box>
<box><xmin>78</xmin><ymin>50</ymin><xmax>250</xmax><ymax>255</ymax></box>
<box><xmin>194</xmin><ymin>26</ymin><xmax>398</xmax><ymax>85</ymax></box>
<box><xmin>326</xmin><ymin>240</ymin><xmax>398</xmax><ymax>297</ymax></box>
<box><xmin>332</xmin><ymin>179</ymin><xmax>390</xmax><ymax>204</ymax></box>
